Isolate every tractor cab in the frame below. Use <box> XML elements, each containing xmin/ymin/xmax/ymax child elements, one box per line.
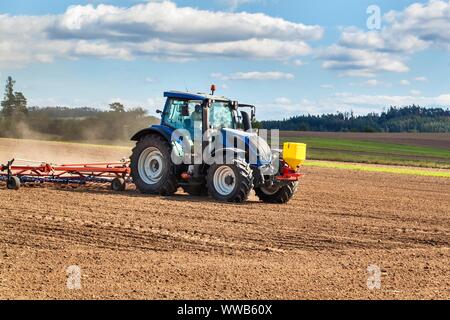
<box><xmin>161</xmin><ymin>92</ymin><xmax>233</xmax><ymax>138</ymax></box>
<box><xmin>159</xmin><ymin>88</ymin><xmax>254</xmax><ymax>140</ymax></box>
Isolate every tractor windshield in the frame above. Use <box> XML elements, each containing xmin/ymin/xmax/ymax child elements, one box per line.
<box><xmin>209</xmin><ymin>101</ymin><xmax>235</xmax><ymax>130</ymax></box>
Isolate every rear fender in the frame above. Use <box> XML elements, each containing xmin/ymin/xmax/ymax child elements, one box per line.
<box><xmin>131</xmin><ymin>125</ymin><xmax>173</xmax><ymax>142</ymax></box>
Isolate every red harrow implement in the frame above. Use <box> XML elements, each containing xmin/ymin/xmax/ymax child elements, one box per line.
<box><xmin>0</xmin><ymin>159</ymin><xmax>131</xmax><ymax>191</ymax></box>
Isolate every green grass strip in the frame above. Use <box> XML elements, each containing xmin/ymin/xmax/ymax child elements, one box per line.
<box><xmin>305</xmin><ymin>160</ymin><xmax>450</xmax><ymax>178</ymax></box>
<box><xmin>282</xmin><ymin>137</ymin><xmax>450</xmax><ymax>159</ymax></box>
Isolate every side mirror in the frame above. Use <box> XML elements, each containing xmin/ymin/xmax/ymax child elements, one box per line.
<box><xmin>241</xmin><ymin>111</ymin><xmax>252</xmax><ymax>132</ymax></box>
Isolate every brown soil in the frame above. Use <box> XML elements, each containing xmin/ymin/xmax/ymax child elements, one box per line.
<box><xmin>281</xmin><ymin>132</ymin><xmax>450</xmax><ymax>150</ymax></box>
<box><xmin>0</xmin><ymin>139</ymin><xmax>449</xmax><ymax>299</ymax></box>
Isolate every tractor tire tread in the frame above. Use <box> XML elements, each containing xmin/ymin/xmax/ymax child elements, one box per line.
<box><xmin>130</xmin><ymin>134</ymin><xmax>178</xmax><ymax>196</ymax></box>
<box><xmin>255</xmin><ymin>182</ymin><xmax>299</xmax><ymax>204</ymax></box>
<box><xmin>207</xmin><ymin>159</ymin><xmax>253</xmax><ymax>203</ymax></box>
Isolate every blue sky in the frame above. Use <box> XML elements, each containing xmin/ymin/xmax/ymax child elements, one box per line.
<box><xmin>0</xmin><ymin>0</ymin><xmax>449</xmax><ymax>120</ymax></box>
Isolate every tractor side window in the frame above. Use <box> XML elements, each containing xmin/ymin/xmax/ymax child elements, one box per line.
<box><xmin>209</xmin><ymin>101</ymin><xmax>234</xmax><ymax>130</ymax></box>
<box><xmin>163</xmin><ymin>99</ymin><xmax>202</xmax><ymax>137</ymax></box>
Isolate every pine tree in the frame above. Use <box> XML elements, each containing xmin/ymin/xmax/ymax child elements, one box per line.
<box><xmin>14</xmin><ymin>92</ymin><xmax>28</xmax><ymax>115</ymax></box>
<box><xmin>1</xmin><ymin>76</ymin><xmax>16</xmax><ymax>117</ymax></box>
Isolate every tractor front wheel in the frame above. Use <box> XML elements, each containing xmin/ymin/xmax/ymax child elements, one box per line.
<box><xmin>255</xmin><ymin>182</ymin><xmax>299</xmax><ymax>204</ymax></box>
<box><xmin>207</xmin><ymin>160</ymin><xmax>253</xmax><ymax>203</ymax></box>
<box><xmin>130</xmin><ymin>134</ymin><xmax>178</xmax><ymax>196</ymax></box>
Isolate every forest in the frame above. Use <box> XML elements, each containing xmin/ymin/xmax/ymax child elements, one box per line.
<box><xmin>260</xmin><ymin>106</ymin><xmax>450</xmax><ymax>132</ymax></box>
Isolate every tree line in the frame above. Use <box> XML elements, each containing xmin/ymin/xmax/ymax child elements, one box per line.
<box><xmin>0</xmin><ymin>77</ymin><xmax>159</xmax><ymax>141</ymax></box>
<box><xmin>261</xmin><ymin>106</ymin><xmax>450</xmax><ymax>132</ymax></box>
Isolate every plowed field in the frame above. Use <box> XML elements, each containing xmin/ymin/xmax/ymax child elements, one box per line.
<box><xmin>0</xmin><ymin>138</ymin><xmax>449</xmax><ymax>299</ymax></box>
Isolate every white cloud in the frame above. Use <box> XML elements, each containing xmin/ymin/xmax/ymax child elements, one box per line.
<box><xmin>55</xmin><ymin>2</ymin><xmax>323</xmax><ymax>43</ymax></box>
<box><xmin>364</xmin><ymin>79</ymin><xmax>381</xmax><ymax>87</ymax></box>
<box><xmin>134</xmin><ymin>38</ymin><xmax>312</xmax><ymax>60</ymax></box>
<box><xmin>320</xmin><ymin>45</ymin><xmax>409</xmax><ymax>77</ymax></box>
<box><xmin>73</xmin><ymin>40</ymin><xmax>132</xmax><ymax>59</ymax></box>
<box><xmin>0</xmin><ymin>1</ymin><xmax>323</xmax><ymax>67</ymax></box>
<box><xmin>320</xmin><ymin>84</ymin><xmax>334</xmax><ymax>89</ymax></box>
<box><xmin>338</xmin><ymin>0</ymin><xmax>450</xmax><ymax>54</ymax></box>
<box><xmin>340</xmin><ymin>70</ymin><xmax>377</xmax><ymax>78</ymax></box>
<box><xmin>321</xmin><ymin>0</ymin><xmax>450</xmax><ymax>77</ymax></box>
<box><xmin>349</xmin><ymin>79</ymin><xmax>392</xmax><ymax>88</ymax></box>
<box><xmin>292</xmin><ymin>59</ymin><xmax>305</xmax><ymax>67</ymax></box>
<box><xmin>212</xmin><ymin>71</ymin><xmax>295</xmax><ymax>81</ymax></box>
<box><xmin>283</xmin><ymin>59</ymin><xmax>306</xmax><ymax>67</ymax></box>
<box><xmin>338</xmin><ymin>28</ymin><xmax>428</xmax><ymax>53</ymax></box>
<box><xmin>400</xmin><ymin>77</ymin><xmax>429</xmax><ymax>86</ymax></box>
<box><xmin>0</xmin><ymin>15</ymin><xmax>69</xmax><ymax>66</ymax></box>
<box><xmin>384</xmin><ymin>0</ymin><xmax>450</xmax><ymax>51</ymax></box>
<box><xmin>274</xmin><ymin>97</ymin><xmax>293</xmax><ymax>105</ymax></box>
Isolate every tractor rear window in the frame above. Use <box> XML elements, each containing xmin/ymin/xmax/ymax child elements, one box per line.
<box><xmin>163</xmin><ymin>99</ymin><xmax>203</xmax><ymax>137</ymax></box>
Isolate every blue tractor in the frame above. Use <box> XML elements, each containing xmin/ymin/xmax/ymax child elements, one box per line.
<box><xmin>130</xmin><ymin>86</ymin><xmax>305</xmax><ymax>203</ymax></box>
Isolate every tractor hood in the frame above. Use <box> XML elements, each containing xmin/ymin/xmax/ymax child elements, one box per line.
<box><xmin>221</xmin><ymin>128</ymin><xmax>274</xmax><ymax>167</ymax></box>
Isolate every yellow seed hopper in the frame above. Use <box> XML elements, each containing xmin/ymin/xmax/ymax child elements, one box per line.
<box><xmin>283</xmin><ymin>142</ymin><xmax>307</xmax><ymax>170</ymax></box>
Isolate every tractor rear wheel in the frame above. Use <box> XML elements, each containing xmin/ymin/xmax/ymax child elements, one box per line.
<box><xmin>207</xmin><ymin>159</ymin><xmax>253</xmax><ymax>203</ymax></box>
<box><xmin>130</xmin><ymin>134</ymin><xmax>178</xmax><ymax>196</ymax></box>
<box><xmin>254</xmin><ymin>182</ymin><xmax>299</xmax><ymax>204</ymax></box>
